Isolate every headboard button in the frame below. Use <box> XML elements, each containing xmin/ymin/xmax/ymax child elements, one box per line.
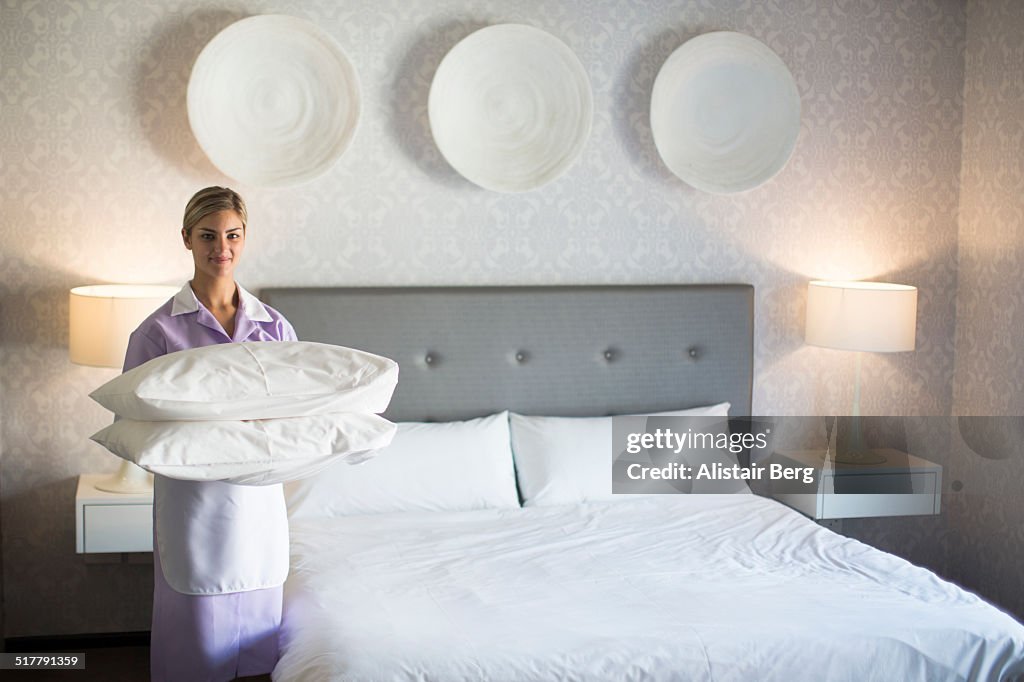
<box><xmin>515</xmin><ymin>351</ymin><xmax>528</xmax><ymax>364</ymax></box>
<box><xmin>424</xmin><ymin>352</ymin><xmax>438</xmax><ymax>367</ymax></box>
<box><xmin>603</xmin><ymin>348</ymin><xmax>617</xmax><ymax>362</ymax></box>
<box><xmin>687</xmin><ymin>346</ymin><xmax>700</xmax><ymax>361</ymax></box>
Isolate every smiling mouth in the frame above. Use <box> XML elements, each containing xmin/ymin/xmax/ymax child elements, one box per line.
<box><xmin>211</xmin><ymin>258</ymin><xmax>231</xmax><ymax>263</ymax></box>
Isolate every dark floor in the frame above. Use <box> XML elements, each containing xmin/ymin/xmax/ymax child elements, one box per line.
<box><xmin>3</xmin><ymin>646</ymin><xmax>271</xmax><ymax>681</ymax></box>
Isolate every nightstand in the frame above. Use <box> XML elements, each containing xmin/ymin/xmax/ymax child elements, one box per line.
<box><xmin>770</xmin><ymin>449</ymin><xmax>942</xmax><ymax>520</ymax></box>
<box><xmin>76</xmin><ymin>474</ymin><xmax>153</xmax><ymax>553</ymax></box>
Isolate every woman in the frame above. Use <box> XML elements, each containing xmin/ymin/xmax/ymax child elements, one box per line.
<box><xmin>123</xmin><ymin>187</ymin><xmax>296</xmax><ymax>681</ymax></box>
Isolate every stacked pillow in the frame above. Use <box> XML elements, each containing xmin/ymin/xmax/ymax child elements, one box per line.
<box><xmin>89</xmin><ymin>341</ymin><xmax>399</xmax><ymax>485</ymax></box>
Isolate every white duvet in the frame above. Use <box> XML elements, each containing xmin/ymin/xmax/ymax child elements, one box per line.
<box><xmin>275</xmin><ymin>495</ymin><xmax>1024</xmax><ymax>681</ymax></box>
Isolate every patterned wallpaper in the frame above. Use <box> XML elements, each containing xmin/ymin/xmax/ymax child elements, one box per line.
<box><xmin>956</xmin><ymin>0</ymin><xmax>1024</xmax><ymax>417</ymax></box>
<box><xmin>949</xmin><ymin>0</ymin><xmax>1024</xmax><ymax>622</ymax></box>
<box><xmin>0</xmin><ymin>0</ymin><xmax>972</xmax><ymax>636</ymax></box>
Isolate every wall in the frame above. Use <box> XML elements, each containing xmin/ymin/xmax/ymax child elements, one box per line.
<box><xmin>948</xmin><ymin>0</ymin><xmax>1024</xmax><ymax>621</ymax></box>
<box><xmin>956</xmin><ymin>0</ymin><xmax>1024</xmax><ymax>414</ymax></box>
<box><xmin>0</xmin><ymin>0</ymin><xmax>967</xmax><ymax>636</ymax></box>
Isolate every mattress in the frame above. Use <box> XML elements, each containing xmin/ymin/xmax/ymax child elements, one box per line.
<box><xmin>275</xmin><ymin>495</ymin><xmax>1024</xmax><ymax>681</ymax></box>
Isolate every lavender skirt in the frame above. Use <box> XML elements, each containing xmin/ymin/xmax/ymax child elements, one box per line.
<box><xmin>151</xmin><ymin>531</ymin><xmax>282</xmax><ymax>681</ymax></box>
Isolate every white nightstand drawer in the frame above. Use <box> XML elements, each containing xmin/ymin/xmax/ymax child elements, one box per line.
<box><xmin>76</xmin><ymin>474</ymin><xmax>154</xmax><ymax>554</ymax></box>
<box><xmin>83</xmin><ymin>504</ymin><xmax>153</xmax><ymax>553</ymax></box>
<box><xmin>820</xmin><ymin>471</ymin><xmax>939</xmax><ymax>519</ymax></box>
<box><xmin>770</xmin><ymin>449</ymin><xmax>942</xmax><ymax>520</ymax></box>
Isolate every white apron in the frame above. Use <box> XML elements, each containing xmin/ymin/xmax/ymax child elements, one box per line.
<box><xmin>154</xmin><ymin>475</ymin><xmax>289</xmax><ymax>595</ymax></box>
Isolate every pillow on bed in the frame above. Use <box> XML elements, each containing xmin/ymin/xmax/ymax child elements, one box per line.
<box><xmin>90</xmin><ymin>341</ymin><xmax>398</xmax><ymax>421</ymax></box>
<box><xmin>90</xmin><ymin>412</ymin><xmax>396</xmax><ymax>485</ymax></box>
<box><xmin>285</xmin><ymin>411</ymin><xmax>518</xmax><ymax>519</ymax></box>
<box><xmin>510</xmin><ymin>402</ymin><xmax>739</xmax><ymax>506</ymax></box>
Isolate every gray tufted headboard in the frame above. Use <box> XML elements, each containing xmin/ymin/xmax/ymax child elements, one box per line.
<box><xmin>261</xmin><ymin>285</ymin><xmax>754</xmax><ymax>422</ymax></box>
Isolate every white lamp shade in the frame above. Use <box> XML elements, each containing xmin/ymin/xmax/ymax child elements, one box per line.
<box><xmin>69</xmin><ymin>285</ymin><xmax>178</xmax><ymax>368</ymax></box>
<box><xmin>805</xmin><ymin>281</ymin><xmax>917</xmax><ymax>352</ymax></box>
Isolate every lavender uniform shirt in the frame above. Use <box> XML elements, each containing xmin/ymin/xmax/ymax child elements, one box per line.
<box><xmin>124</xmin><ymin>282</ymin><xmax>297</xmax><ymax>595</ymax></box>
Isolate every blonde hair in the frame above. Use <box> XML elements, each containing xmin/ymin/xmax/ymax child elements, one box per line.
<box><xmin>182</xmin><ymin>186</ymin><xmax>247</xmax><ymax>236</ymax></box>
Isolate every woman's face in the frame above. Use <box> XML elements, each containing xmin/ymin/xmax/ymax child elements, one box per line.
<box><xmin>182</xmin><ymin>209</ymin><xmax>246</xmax><ymax>280</ymax></box>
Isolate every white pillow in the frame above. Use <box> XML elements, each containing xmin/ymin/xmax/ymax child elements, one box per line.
<box><xmin>510</xmin><ymin>403</ymin><xmax>734</xmax><ymax>507</ymax></box>
<box><xmin>91</xmin><ymin>412</ymin><xmax>396</xmax><ymax>486</ymax></box>
<box><xmin>285</xmin><ymin>411</ymin><xmax>518</xmax><ymax>519</ymax></box>
<box><xmin>90</xmin><ymin>341</ymin><xmax>398</xmax><ymax>421</ymax></box>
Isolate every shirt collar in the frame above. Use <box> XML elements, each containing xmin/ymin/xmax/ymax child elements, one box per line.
<box><xmin>170</xmin><ymin>282</ymin><xmax>199</xmax><ymax>316</ymax></box>
<box><xmin>170</xmin><ymin>281</ymin><xmax>273</xmax><ymax>322</ymax></box>
<box><xmin>236</xmin><ymin>283</ymin><xmax>273</xmax><ymax>322</ymax></box>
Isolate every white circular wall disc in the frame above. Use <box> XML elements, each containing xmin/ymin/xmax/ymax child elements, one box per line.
<box><xmin>429</xmin><ymin>24</ymin><xmax>593</xmax><ymax>193</ymax></box>
<box><xmin>651</xmin><ymin>31</ymin><xmax>801</xmax><ymax>194</ymax></box>
<box><xmin>187</xmin><ymin>14</ymin><xmax>361</xmax><ymax>187</ymax></box>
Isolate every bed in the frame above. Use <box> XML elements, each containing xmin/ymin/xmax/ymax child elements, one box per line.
<box><xmin>262</xmin><ymin>285</ymin><xmax>1024</xmax><ymax>682</ymax></box>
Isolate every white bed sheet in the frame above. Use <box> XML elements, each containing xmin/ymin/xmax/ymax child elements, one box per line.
<box><xmin>275</xmin><ymin>495</ymin><xmax>1024</xmax><ymax>681</ymax></box>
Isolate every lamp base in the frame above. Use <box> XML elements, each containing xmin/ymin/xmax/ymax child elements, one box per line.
<box><xmin>94</xmin><ymin>460</ymin><xmax>153</xmax><ymax>494</ymax></box>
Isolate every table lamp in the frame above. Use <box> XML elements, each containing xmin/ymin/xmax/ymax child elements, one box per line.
<box><xmin>805</xmin><ymin>280</ymin><xmax>917</xmax><ymax>464</ymax></box>
<box><xmin>70</xmin><ymin>284</ymin><xmax>178</xmax><ymax>492</ymax></box>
